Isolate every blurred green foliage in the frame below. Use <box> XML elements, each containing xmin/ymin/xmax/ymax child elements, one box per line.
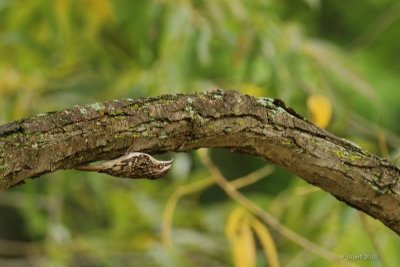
<box><xmin>0</xmin><ymin>0</ymin><xmax>400</xmax><ymax>266</ymax></box>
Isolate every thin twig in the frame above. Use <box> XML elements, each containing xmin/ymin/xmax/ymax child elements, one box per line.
<box><xmin>161</xmin><ymin>165</ymin><xmax>275</xmax><ymax>247</ymax></box>
<box><xmin>197</xmin><ymin>149</ymin><xmax>358</xmax><ymax>267</ymax></box>
<box><xmin>351</xmin><ymin>2</ymin><xmax>400</xmax><ymax>49</ymax></box>
<box><xmin>349</xmin><ymin>112</ymin><xmax>400</xmax><ymax>148</ymax></box>
<box><xmin>161</xmin><ymin>177</ymin><xmax>214</xmax><ymax>247</ymax></box>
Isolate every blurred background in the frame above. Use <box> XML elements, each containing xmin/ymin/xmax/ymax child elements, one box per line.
<box><xmin>0</xmin><ymin>0</ymin><xmax>400</xmax><ymax>266</ymax></box>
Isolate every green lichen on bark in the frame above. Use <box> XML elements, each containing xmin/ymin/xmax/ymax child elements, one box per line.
<box><xmin>333</xmin><ymin>149</ymin><xmax>362</xmax><ymax>162</ymax></box>
<box><xmin>89</xmin><ymin>102</ymin><xmax>105</xmax><ymax>111</ymax></box>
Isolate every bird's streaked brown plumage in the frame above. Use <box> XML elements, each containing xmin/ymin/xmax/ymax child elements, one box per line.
<box><xmin>76</xmin><ymin>152</ymin><xmax>173</xmax><ymax>179</ymax></box>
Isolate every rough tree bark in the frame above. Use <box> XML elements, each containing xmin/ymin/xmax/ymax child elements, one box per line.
<box><xmin>0</xmin><ymin>90</ymin><xmax>399</xmax><ymax>235</ymax></box>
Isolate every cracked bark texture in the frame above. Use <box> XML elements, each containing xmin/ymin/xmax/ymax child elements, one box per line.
<box><xmin>0</xmin><ymin>90</ymin><xmax>399</xmax><ymax>235</ymax></box>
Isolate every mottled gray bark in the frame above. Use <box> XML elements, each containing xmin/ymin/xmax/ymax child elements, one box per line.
<box><xmin>0</xmin><ymin>90</ymin><xmax>399</xmax><ymax>235</ymax></box>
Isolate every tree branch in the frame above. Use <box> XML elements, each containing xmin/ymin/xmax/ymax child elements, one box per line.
<box><xmin>1</xmin><ymin>90</ymin><xmax>399</xmax><ymax>235</ymax></box>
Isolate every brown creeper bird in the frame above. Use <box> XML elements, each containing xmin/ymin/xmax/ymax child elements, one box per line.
<box><xmin>76</xmin><ymin>152</ymin><xmax>173</xmax><ymax>179</ymax></box>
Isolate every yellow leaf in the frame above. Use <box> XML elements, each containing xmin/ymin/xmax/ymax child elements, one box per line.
<box><xmin>234</xmin><ymin>218</ymin><xmax>256</xmax><ymax>267</ymax></box>
<box><xmin>250</xmin><ymin>218</ymin><xmax>280</xmax><ymax>267</ymax></box>
<box><xmin>307</xmin><ymin>95</ymin><xmax>333</xmax><ymax>128</ymax></box>
<box><xmin>226</xmin><ymin>207</ymin><xmax>244</xmax><ymax>240</ymax></box>
<box><xmin>225</xmin><ymin>208</ymin><xmax>256</xmax><ymax>267</ymax></box>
